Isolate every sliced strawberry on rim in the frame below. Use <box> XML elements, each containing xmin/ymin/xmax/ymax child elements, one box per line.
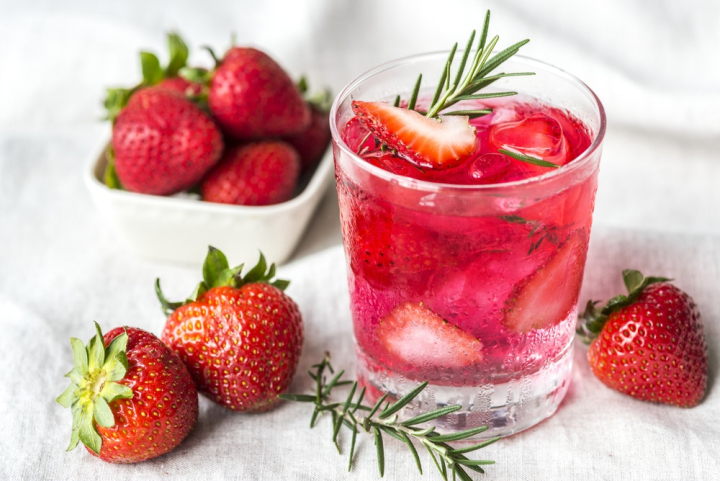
<box><xmin>351</xmin><ymin>101</ymin><xmax>476</xmax><ymax>170</ymax></box>
<box><xmin>504</xmin><ymin>229</ymin><xmax>588</xmax><ymax>333</ymax></box>
<box><xmin>376</xmin><ymin>302</ymin><xmax>483</xmax><ymax>373</ymax></box>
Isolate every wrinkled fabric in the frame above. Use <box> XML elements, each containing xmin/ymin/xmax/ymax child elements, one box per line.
<box><xmin>1</xmin><ymin>1</ymin><xmax>719</xmax><ymax>479</ymax></box>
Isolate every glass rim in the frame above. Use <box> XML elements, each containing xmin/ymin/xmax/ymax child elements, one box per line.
<box><xmin>329</xmin><ymin>51</ymin><xmax>607</xmax><ymax>192</ymax></box>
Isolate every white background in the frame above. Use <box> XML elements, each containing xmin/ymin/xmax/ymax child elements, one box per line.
<box><xmin>0</xmin><ymin>1</ymin><xmax>719</xmax><ymax>479</ymax></box>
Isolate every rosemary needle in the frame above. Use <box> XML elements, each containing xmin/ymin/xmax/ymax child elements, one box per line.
<box><xmin>279</xmin><ymin>353</ymin><xmax>499</xmax><ymax>480</ymax></box>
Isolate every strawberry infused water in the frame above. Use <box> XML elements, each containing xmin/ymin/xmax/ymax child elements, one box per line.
<box><xmin>331</xmin><ymin>24</ymin><xmax>606</xmax><ymax>438</ymax></box>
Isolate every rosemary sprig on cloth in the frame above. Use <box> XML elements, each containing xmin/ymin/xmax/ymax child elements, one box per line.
<box><xmin>280</xmin><ymin>354</ymin><xmax>500</xmax><ymax>480</ymax></box>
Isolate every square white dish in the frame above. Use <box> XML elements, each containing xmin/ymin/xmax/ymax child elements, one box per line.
<box><xmin>85</xmin><ymin>141</ymin><xmax>334</xmax><ymax>266</ymax></box>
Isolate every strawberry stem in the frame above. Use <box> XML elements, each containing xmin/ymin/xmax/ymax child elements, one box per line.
<box><xmin>56</xmin><ymin>323</ymin><xmax>133</xmax><ymax>454</ymax></box>
<box><xmin>577</xmin><ymin>269</ymin><xmax>671</xmax><ymax>344</ymax></box>
<box><xmin>155</xmin><ymin>246</ymin><xmax>290</xmax><ymax>315</ymax></box>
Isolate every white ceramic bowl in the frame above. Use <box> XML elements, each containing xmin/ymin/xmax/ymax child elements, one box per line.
<box><xmin>84</xmin><ymin>141</ymin><xmax>334</xmax><ymax>266</ymax></box>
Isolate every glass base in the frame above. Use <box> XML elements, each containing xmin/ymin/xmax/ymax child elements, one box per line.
<box><xmin>356</xmin><ymin>341</ymin><xmax>574</xmax><ymax>440</ymax></box>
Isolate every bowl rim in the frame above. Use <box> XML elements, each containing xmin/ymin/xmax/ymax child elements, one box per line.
<box><xmin>84</xmin><ymin>139</ymin><xmax>334</xmax><ymax>215</ymax></box>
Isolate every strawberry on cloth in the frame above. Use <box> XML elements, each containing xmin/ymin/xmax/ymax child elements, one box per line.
<box><xmin>56</xmin><ymin>323</ymin><xmax>198</xmax><ymax>463</ymax></box>
<box><xmin>156</xmin><ymin>247</ymin><xmax>304</xmax><ymax>412</ymax></box>
<box><xmin>579</xmin><ymin>269</ymin><xmax>708</xmax><ymax>407</ymax></box>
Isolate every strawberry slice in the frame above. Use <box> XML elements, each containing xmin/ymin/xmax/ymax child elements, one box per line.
<box><xmin>376</xmin><ymin>302</ymin><xmax>483</xmax><ymax>373</ymax></box>
<box><xmin>504</xmin><ymin>230</ymin><xmax>588</xmax><ymax>333</ymax></box>
<box><xmin>351</xmin><ymin>101</ymin><xmax>476</xmax><ymax>170</ymax></box>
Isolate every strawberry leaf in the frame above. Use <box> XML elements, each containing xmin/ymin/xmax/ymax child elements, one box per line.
<box><xmin>104</xmin><ymin>331</ymin><xmax>128</xmax><ymax>363</ymax></box>
<box><xmin>140</xmin><ymin>51</ymin><xmax>164</xmax><ymax>85</ymax></box>
<box><xmin>155</xmin><ymin>279</ymin><xmax>184</xmax><ymax>316</ymax></box>
<box><xmin>578</xmin><ymin>270</ymin><xmax>671</xmax><ymax>342</ymax></box>
<box><xmin>78</xmin><ymin>405</ymin><xmax>102</xmax><ymax>454</ymax></box>
<box><xmin>203</xmin><ymin>246</ymin><xmax>230</xmax><ymax>287</ymax></box>
<box><xmin>87</xmin><ymin>322</ymin><xmax>106</xmax><ymax>372</ymax></box>
<box><xmin>56</xmin><ymin>384</ymin><xmax>76</xmax><ymax>408</ymax></box>
<box><xmin>156</xmin><ymin>247</ymin><xmax>291</xmax><ymax>314</ymax></box>
<box><xmin>101</xmin><ymin>381</ymin><xmax>133</xmax><ymax>403</ymax></box>
<box><xmin>70</xmin><ymin>338</ymin><xmax>88</xmax><ymax>374</ymax></box>
<box><xmin>103</xmin><ymin>146</ymin><xmax>123</xmax><ymax>190</ymax></box>
<box><xmin>58</xmin><ymin>323</ymin><xmax>134</xmax><ymax>455</ymax></box>
<box><xmin>622</xmin><ymin>269</ymin><xmax>644</xmax><ymax>293</ymax></box>
<box><xmin>179</xmin><ymin>66</ymin><xmax>211</xmax><ymax>85</ymax></box>
<box><xmin>67</xmin><ymin>408</ymin><xmax>81</xmax><ymax>451</ymax></box>
<box><xmin>243</xmin><ymin>253</ymin><xmax>268</xmax><ymax>283</ymax></box>
<box><xmin>93</xmin><ymin>396</ymin><xmax>115</xmax><ymax>428</ymax></box>
<box><xmin>103</xmin><ymin>88</ymin><xmax>134</xmax><ymax>123</ymax></box>
<box><xmin>165</xmin><ymin>32</ymin><xmax>189</xmax><ymax>78</ymax></box>
<box><xmin>186</xmin><ymin>282</ymin><xmax>208</xmax><ymax>303</ymax></box>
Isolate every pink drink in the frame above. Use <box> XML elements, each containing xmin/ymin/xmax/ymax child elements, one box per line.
<box><xmin>331</xmin><ymin>54</ymin><xmax>605</xmax><ymax>437</ymax></box>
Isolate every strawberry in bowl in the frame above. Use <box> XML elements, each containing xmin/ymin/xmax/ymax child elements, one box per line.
<box><xmin>87</xmin><ymin>34</ymin><xmax>334</xmax><ymax>265</ymax></box>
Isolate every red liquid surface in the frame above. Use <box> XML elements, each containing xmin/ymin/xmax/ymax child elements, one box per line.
<box><xmin>337</xmin><ymin>96</ymin><xmax>598</xmax><ymax>385</ymax></box>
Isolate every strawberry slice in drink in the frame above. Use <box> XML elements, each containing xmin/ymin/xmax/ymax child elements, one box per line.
<box><xmin>504</xmin><ymin>229</ymin><xmax>588</xmax><ymax>333</ymax></box>
<box><xmin>351</xmin><ymin>101</ymin><xmax>477</xmax><ymax>170</ymax></box>
<box><xmin>375</xmin><ymin>302</ymin><xmax>483</xmax><ymax>377</ymax></box>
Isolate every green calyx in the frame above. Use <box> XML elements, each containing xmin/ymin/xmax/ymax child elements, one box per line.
<box><xmin>103</xmin><ymin>145</ymin><xmax>123</xmax><ymax>191</ymax></box>
<box><xmin>103</xmin><ymin>31</ymin><xmax>196</xmax><ymax>123</ymax></box>
<box><xmin>56</xmin><ymin>322</ymin><xmax>133</xmax><ymax>454</ymax></box>
<box><xmin>577</xmin><ymin>269</ymin><xmax>670</xmax><ymax>344</ymax></box>
<box><xmin>297</xmin><ymin>76</ymin><xmax>333</xmax><ymax>113</ymax></box>
<box><xmin>155</xmin><ymin>246</ymin><xmax>290</xmax><ymax>316</ymax></box>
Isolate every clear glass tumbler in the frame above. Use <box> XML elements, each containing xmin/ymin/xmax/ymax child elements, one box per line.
<box><xmin>330</xmin><ymin>53</ymin><xmax>606</xmax><ymax>438</ymax></box>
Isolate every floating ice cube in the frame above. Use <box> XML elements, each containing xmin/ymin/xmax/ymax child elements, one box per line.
<box><xmin>489</xmin><ymin>112</ymin><xmax>570</xmax><ymax>166</ymax></box>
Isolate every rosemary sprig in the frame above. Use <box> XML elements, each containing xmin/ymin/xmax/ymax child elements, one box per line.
<box><xmin>408</xmin><ymin>10</ymin><xmax>533</xmax><ymax>119</ymax></box>
<box><xmin>279</xmin><ymin>354</ymin><xmax>500</xmax><ymax>480</ymax></box>
<box><xmin>497</xmin><ymin>149</ymin><xmax>559</xmax><ymax>169</ymax></box>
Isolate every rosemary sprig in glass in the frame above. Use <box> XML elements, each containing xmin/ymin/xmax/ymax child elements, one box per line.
<box><xmin>398</xmin><ymin>10</ymin><xmax>558</xmax><ymax>169</ymax></box>
<box><xmin>279</xmin><ymin>354</ymin><xmax>500</xmax><ymax>480</ymax></box>
<box><xmin>408</xmin><ymin>10</ymin><xmax>533</xmax><ymax>121</ymax></box>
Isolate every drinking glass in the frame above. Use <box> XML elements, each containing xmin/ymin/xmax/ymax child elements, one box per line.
<box><xmin>330</xmin><ymin>52</ymin><xmax>606</xmax><ymax>438</ymax></box>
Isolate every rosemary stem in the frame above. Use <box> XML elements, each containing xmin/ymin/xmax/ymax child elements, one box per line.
<box><xmin>329</xmin><ymin>403</ymin><xmax>466</xmax><ymax>472</ymax></box>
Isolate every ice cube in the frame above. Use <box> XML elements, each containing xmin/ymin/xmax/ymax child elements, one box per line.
<box><xmin>469</xmin><ymin>153</ymin><xmax>512</xmax><ymax>183</ymax></box>
<box><xmin>489</xmin><ymin>113</ymin><xmax>570</xmax><ymax>166</ymax></box>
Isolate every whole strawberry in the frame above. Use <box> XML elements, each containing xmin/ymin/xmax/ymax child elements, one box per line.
<box><xmin>208</xmin><ymin>47</ymin><xmax>310</xmax><ymax>139</ymax></box>
<box><xmin>579</xmin><ymin>270</ymin><xmax>707</xmax><ymax>407</ymax></box>
<box><xmin>157</xmin><ymin>247</ymin><xmax>304</xmax><ymax>412</ymax></box>
<box><xmin>112</xmin><ymin>86</ymin><xmax>223</xmax><ymax>195</ymax></box>
<box><xmin>200</xmin><ymin>141</ymin><xmax>300</xmax><ymax>206</ymax></box>
<box><xmin>56</xmin><ymin>323</ymin><xmax>198</xmax><ymax>463</ymax></box>
<box><xmin>283</xmin><ymin>79</ymin><xmax>332</xmax><ymax>172</ymax></box>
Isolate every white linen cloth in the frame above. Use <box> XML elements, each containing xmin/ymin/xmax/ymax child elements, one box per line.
<box><xmin>1</xmin><ymin>1</ymin><xmax>719</xmax><ymax>479</ymax></box>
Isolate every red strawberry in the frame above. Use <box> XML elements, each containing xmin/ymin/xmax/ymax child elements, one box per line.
<box><xmin>157</xmin><ymin>247</ymin><xmax>303</xmax><ymax>412</ymax></box>
<box><xmin>284</xmin><ymin>105</ymin><xmax>331</xmax><ymax>172</ymax></box>
<box><xmin>375</xmin><ymin>302</ymin><xmax>483</xmax><ymax>375</ymax></box>
<box><xmin>112</xmin><ymin>87</ymin><xmax>223</xmax><ymax>195</ymax></box>
<box><xmin>200</xmin><ymin>141</ymin><xmax>300</xmax><ymax>206</ymax></box>
<box><xmin>209</xmin><ymin>47</ymin><xmax>310</xmax><ymax>139</ymax></box>
<box><xmin>56</xmin><ymin>323</ymin><xmax>198</xmax><ymax>463</ymax></box>
<box><xmin>351</xmin><ymin>101</ymin><xmax>476</xmax><ymax>170</ymax></box>
<box><xmin>504</xmin><ymin>229</ymin><xmax>588</xmax><ymax>332</ymax></box>
<box><xmin>157</xmin><ymin>76</ymin><xmax>204</xmax><ymax>97</ymax></box>
<box><xmin>579</xmin><ymin>270</ymin><xmax>708</xmax><ymax>407</ymax></box>
<box><xmin>283</xmin><ymin>81</ymin><xmax>332</xmax><ymax>172</ymax></box>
